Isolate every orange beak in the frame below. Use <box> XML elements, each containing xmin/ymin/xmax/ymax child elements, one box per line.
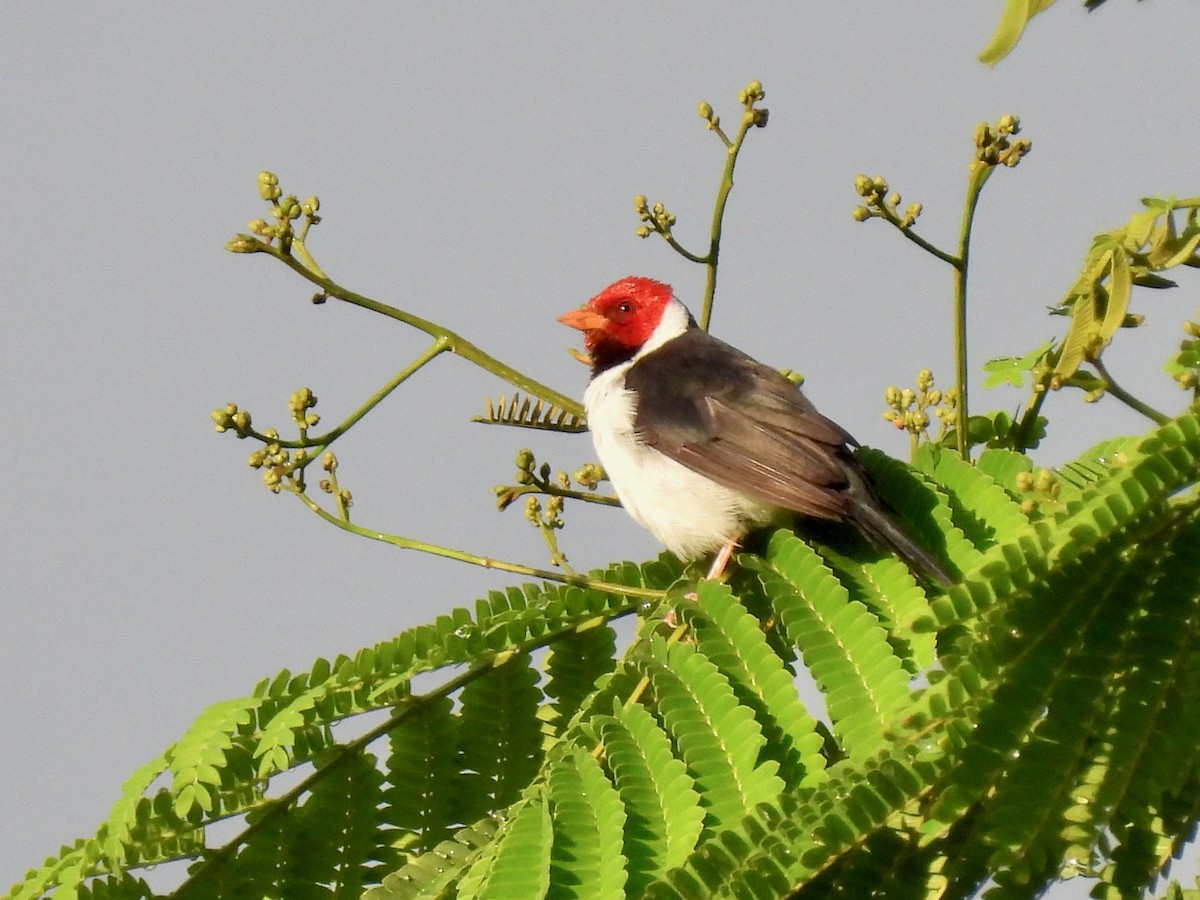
<box><xmin>556</xmin><ymin>307</ymin><xmax>608</xmax><ymax>332</ymax></box>
<box><xmin>557</xmin><ymin>307</ymin><xmax>606</xmax><ymax>366</ymax></box>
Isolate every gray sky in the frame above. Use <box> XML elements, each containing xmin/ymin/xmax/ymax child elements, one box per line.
<box><xmin>3</xmin><ymin>5</ymin><xmax>1198</xmax><ymax>896</ymax></box>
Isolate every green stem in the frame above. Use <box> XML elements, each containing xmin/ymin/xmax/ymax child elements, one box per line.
<box><xmin>248</xmin><ymin>240</ymin><xmax>584</xmax><ymax>417</ymax></box>
<box><xmin>878</xmin><ymin>208</ymin><xmax>959</xmax><ymax>267</ymax></box>
<box><xmin>499</xmin><ymin>481</ymin><xmax>622</xmax><ymax>509</ymax></box>
<box><xmin>1012</xmin><ymin>386</ymin><xmax>1049</xmax><ymax>452</ymax></box>
<box><xmin>951</xmin><ymin>163</ymin><xmax>994</xmax><ymax>458</ymax></box>
<box><xmin>250</xmin><ymin>338</ymin><xmax>451</xmax><ymax>450</ymax></box>
<box><xmin>699</xmin><ymin>111</ymin><xmax>758</xmax><ymax>332</ymax></box>
<box><xmin>294</xmin><ymin>490</ymin><xmax>665</xmax><ymax>600</ymax></box>
<box><xmin>1092</xmin><ymin>357</ymin><xmax>1170</xmax><ymax>424</ymax></box>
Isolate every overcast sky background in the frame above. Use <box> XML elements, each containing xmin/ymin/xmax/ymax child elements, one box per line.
<box><xmin>3</xmin><ymin>5</ymin><xmax>1199</xmax><ymax>896</ymax></box>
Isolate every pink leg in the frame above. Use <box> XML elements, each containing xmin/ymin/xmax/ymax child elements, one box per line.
<box><xmin>669</xmin><ymin>539</ymin><xmax>739</xmax><ymax>626</ymax></box>
<box><xmin>704</xmin><ymin>538</ymin><xmax>737</xmax><ymax>582</ymax></box>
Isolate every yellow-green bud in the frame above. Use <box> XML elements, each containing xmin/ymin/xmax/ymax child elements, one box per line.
<box><xmin>322</xmin><ymin>451</ymin><xmax>337</xmax><ymax>471</ymax></box>
<box><xmin>697</xmin><ymin>101</ymin><xmax>713</xmax><ymax>121</ymax></box>
<box><xmin>998</xmin><ymin>114</ymin><xmax>1019</xmax><ymax>135</ymax></box>
<box><xmin>225</xmin><ymin>235</ymin><xmax>264</xmax><ymax>253</ymax></box>
<box><xmin>1015</xmin><ymin>471</ymin><xmax>1033</xmax><ymax>492</ymax></box>
<box><xmin>211</xmin><ymin>408</ymin><xmax>233</xmax><ymax>431</ymax></box>
<box><xmin>1033</xmin><ymin>469</ymin><xmax>1054</xmax><ymax>494</ymax></box>
<box><xmin>900</xmin><ymin>388</ymin><xmax>916</xmax><ymax>409</ymax></box>
<box><xmin>1019</xmin><ymin>498</ymin><xmax>1038</xmax><ymax>516</ymax></box>
<box><xmin>635</xmin><ymin>226</ymin><xmax>652</xmax><ymax>238</ymax></box>
<box><xmin>926</xmin><ymin>389</ymin><xmax>942</xmax><ymax>406</ymax></box>
<box><xmin>515</xmin><ymin>448</ymin><xmax>535</xmax><ymax>470</ymax></box>
<box><xmin>633</xmin><ymin>194</ymin><xmax>649</xmax><ymax>216</ymax></box>
<box><xmin>884</xmin><ymin>385</ymin><xmax>901</xmax><ymax>407</ymax></box>
<box><xmin>917</xmin><ymin>369</ymin><xmax>934</xmax><ymax>390</ymax></box>
<box><xmin>871</xmin><ymin>176</ymin><xmax>888</xmax><ymax>195</ymax></box>
<box><xmin>851</xmin><ymin>205</ymin><xmax>871</xmax><ymax>222</ymax></box>
<box><xmin>257</xmin><ymin>171</ymin><xmax>282</xmax><ymax>201</ymax></box>
<box><xmin>853</xmin><ymin>174</ymin><xmax>873</xmax><ymax>196</ymax></box>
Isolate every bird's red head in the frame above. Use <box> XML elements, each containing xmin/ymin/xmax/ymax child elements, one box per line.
<box><xmin>558</xmin><ymin>277</ymin><xmax>675</xmax><ymax>366</ymax></box>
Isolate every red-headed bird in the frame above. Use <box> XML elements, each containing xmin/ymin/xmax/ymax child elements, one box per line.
<box><xmin>558</xmin><ymin>276</ymin><xmax>953</xmax><ymax>586</ymax></box>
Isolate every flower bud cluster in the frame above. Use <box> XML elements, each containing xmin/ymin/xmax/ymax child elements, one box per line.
<box><xmin>246</xmin><ymin>427</ymin><xmax>303</xmax><ymax>494</ymax></box>
<box><xmin>633</xmin><ymin>194</ymin><xmax>677</xmax><ymax>240</ymax></box>
<box><xmin>211</xmin><ymin>402</ymin><xmax>253</xmax><ymax>437</ymax></box>
<box><xmin>852</xmin><ymin>174</ymin><xmax>922</xmax><ymax>229</ymax></box>
<box><xmin>1015</xmin><ymin>467</ymin><xmax>1060</xmax><ymax>516</ymax></box>
<box><xmin>524</xmin><ymin>494</ymin><xmax>564</xmax><ymax>530</ymax></box>
<box><xmin>572</xmin><ymin>462</ymin><xmax>606</xmax><ymax>490</ymax></box>
<box><xmin>882</xmin><ymin>370</ymin><xmax>954</xmax><ymax>440</ymax></box>
<box><xmin>234</xmin><ymin>172</ymin><xmax>323</xmax><ymax>255</ymax></box>
<box><xmin>737</xmin><ymin>81</ymin><xmax>768</xmax><ymax>128</ymax></box>
<box><xmin>974</xmin><ymin>114</ymin><xmax>1031</xmax><ymax>168</ymax></box>
<box><xmin>1167</xmin><ymin>309</ymin><xmax>1200</xmax><ymax>391</ymax></box>
<box><xmin>288</xmin><ymin>386</ymin><xmax>321</xmax><ymax>432</ymax></box>
<box><xmin>317</xmin><ymin>451</ymin><xmax>352</xmax><ymax>511</ymax></box>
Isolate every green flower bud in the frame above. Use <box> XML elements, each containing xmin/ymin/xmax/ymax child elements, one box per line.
<box><xmin>322</xmin><ymin>451</ymin><xmax>337</xmax><ymax>471</ymax></box>
<box><xmin>884</xmin><ymin>385</ymin><xmax>901</xmax><ymax>407</ymax></box>
<box><xmin>225</xmin><ymin>235</ymin><xmax>264</xmax><ymax>254</ymax></box>
<box><xmin>635</xmin><ymin>225</ymin><xmax>652</xmax><ymax>238</ymax></box>
<box><xmin>257</xmin><ymin>171</ymin><xmax>282</xmax><ymax>201</ymax></box>
<box><xmin>998</xmin><ymin>114</ymin><xmax>1020</xmax><ymax>135</ymax></box>
<box><xmin>211</xmin><ymin>408</ymin><xmax>233</xmax><ymax>431</ymax></box>
<box><xmin>1015</xmin><ymin>471</ymin><xmax>1033</xmax><ymax>492</ymax></box>
<box><xmin>697</xmin><ymin>101</ymin><xmax>713</xmax><ymax>121</ymax></box>
<box><xmin>853</xmin><ymin>174</ymin><xmax>873</xmax><ymax>196</ymax></box>
<box><xmin>633</xmin><ymin>194</ymin><xmax>649</xmax><ymax>216</ymax></box>
<box><xmin>851</xmin><ymin>205</ymin><xmax>871</xmax><ymax>222</ymax></box>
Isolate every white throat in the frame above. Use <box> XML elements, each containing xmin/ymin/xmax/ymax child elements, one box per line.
<box><xmin>636</xmin><ymin>297</ymin><xmax>693</xmax><ymax>360</ymax></box>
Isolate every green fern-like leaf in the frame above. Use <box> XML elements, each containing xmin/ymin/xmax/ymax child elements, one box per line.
<box><xmin>752</xmin><ymin>531</ymin><xmax>910</xmax><ymax>760</ymax></box>
<box><xmin>590</xmin><ymin>701</ymin><xmax>705</xmax><ymax>894</ymax></box>
<box><xmin>638</xmin><ymin>625</ymin><xmax>784</xmax><ymax>833</ymax></box>
<box><xmin>381</xmin><ymin>696</ymin><xmax>461</xmax><ymax>862</ymax></box>
<box><xmin>456</xmin><ymin>794</ymin><xmax>553</xmax><ymax>899</ymax></box>
<box><xmin>679</xmin><ymin>579</ymin><xmax>827</xmax><ymax>788</ymax></box>
<box><xmin>546</xmin><ymin>744</ymin><xmax>628</xmax><ymax>899</ymax></box>
<box><xmin>472</xmin><ymin>392</ymin><xmax>587</xmax><ymax>432</ymax></box>
<box><xmin>454</xmin><ymin>654</ymin><xmax>544</xmax><ymax>827</ymax></box>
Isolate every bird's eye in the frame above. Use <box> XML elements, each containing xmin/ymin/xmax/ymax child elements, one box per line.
<box><xmin>616</xmin><ymin>301</ymin><xmax>633</xmax><ymax>314</ymax></box>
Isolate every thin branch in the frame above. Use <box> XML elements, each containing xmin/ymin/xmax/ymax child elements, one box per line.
<box><xmin>293</xmin><ymin>489</ymin><xmax>665</xmax><ymax>601</ymax></box>
<box><xmin>951</xmin><ymin>163</ymin><xmax>994</xmax><ymax>458</ymax></box>
<box><xmin>1092</xmin><ymin>357</ymin><xmax>1170</xmax><ymax>424</ymax></box>
<box><xmin>239</xmin><ymin>238</ymin><xmax>584</xmax><ymax>418</ymax></box>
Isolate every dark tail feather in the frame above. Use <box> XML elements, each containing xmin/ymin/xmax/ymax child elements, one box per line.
<box><xmin>851</xmin><ymin>500</ymin><xmax>956</xmax><ymax>588</ymax></box>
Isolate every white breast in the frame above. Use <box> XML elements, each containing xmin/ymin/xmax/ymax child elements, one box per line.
<box><xmin>584</xmin><ymin>362</ymin><xmax>775</xmax><ymax>560</ymax></box>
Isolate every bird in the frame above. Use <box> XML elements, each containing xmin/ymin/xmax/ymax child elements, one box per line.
<box><xmin>557</xmin><ymin>276</ymin><xmax>954</xmax><ymax>587</ymax></box>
